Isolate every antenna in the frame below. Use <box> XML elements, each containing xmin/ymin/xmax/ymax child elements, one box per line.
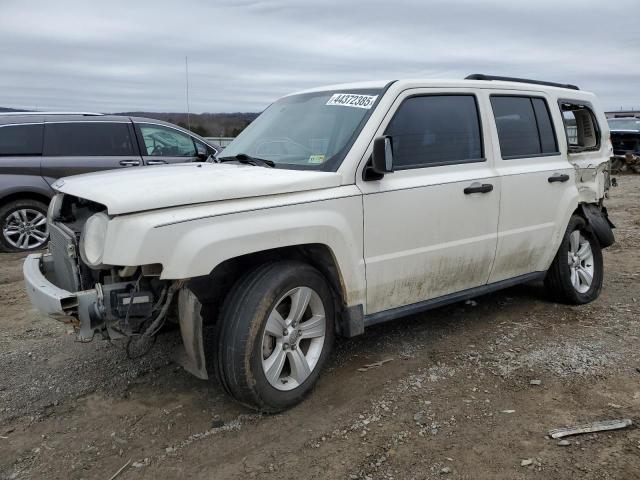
<box><xmin>185</xmin><ymin>56</ymin><xmax>191</xmax><ymax>131</ymax></box>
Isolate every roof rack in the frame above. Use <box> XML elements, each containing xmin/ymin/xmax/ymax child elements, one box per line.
<box><xmin>0</xmin><ymin>111</ymin><xmax>104</xmax><ymax>116</ymax></box>
<box><xmin>465</xmin><ymin>74</ymin><xmax>579</xmax><ymax>91</ymax></box>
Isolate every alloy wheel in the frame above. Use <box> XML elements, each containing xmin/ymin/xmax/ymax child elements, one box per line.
<box><xmin>261</xmin><ymin>286</ymin><xmax>327</xmax><ymax>391</ymax></box>
<box><xmin>567</xmin><ymin>230</ymin><xmax>594</xmax><ymax>294</ymax></box>
<box><xmin>2</xmin><ymin>209</ymin><xmax>48</xmax><ymax>250</ymax></box>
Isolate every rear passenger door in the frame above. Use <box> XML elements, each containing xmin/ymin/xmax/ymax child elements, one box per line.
<box><xmin>134</xmin><ymin>123</ymin><xmax>205</xmax><ymax>165</ymax></box>
<box><xmin>359</xmin><ymin>90</ymin><xmax>501</xmax><ymax>315</ymax></box>
<box><xmin>40</xmin><ymin>121</ymin><xmax>142</xmax><ymax>182</ymax></box>
<box><xmin>486</xmin><ymin>92</ymin><xmax>575</xmax><ymax>283</ymax></box>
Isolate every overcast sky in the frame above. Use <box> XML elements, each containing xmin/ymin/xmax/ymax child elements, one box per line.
<box><xmin>1</xmin><ymin>0</ymin><xmax>639</xmax><ymax>113</ymax></box>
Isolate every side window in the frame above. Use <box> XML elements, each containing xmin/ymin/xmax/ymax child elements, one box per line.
<box><xmin>384</xmin><ymin>95</ymin><xmax>483</xmax><ymax>169</ymax></box>
<box><xmin>138</xmin><ymin>124</ymin><xmax>196</xmax><ymax>157</ymax></box>
<box><xmin>560</xmin><ymin>102</ymin><xmax>600</xmax><ymax>152</ymax></box>
<box><xmin>0</xmin><ymin>124</ymin><xmax>43</xmax><ymax>156</ymax></box>
<box><xmin>532</xmin><ymin>98</ymin><xmax>558</xmax><ymax>154</ymax></box>
<box><xmin>43</xmin><ymin>122</ymin><xmax>135</xmax><ymax>156</ymax></box>
<box><xmin>490</xmin><ymin>96</ymin><xmax>558</xmax><ymax>159</ymax></box>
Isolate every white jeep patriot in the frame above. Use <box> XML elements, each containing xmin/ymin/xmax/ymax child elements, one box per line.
<box><xmin>24</xmin><ymin>74</ymin><xmax>615</xmax><ymax>412</ymax></box>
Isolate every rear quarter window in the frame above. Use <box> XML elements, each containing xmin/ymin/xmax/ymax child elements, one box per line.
<box><xmin>559</xmin><ymin>101</ymin><xmax>600</xmax><ymax>152</ymax></box>
<box><xmin>43</xmin><ymin>122</ymin><xmax>136</xmax><ymax>156</ymax></box>
<box><xmin>0</xmin><ymin>124</ymin><xmax>43</xmax><ymax>156</ymax></box>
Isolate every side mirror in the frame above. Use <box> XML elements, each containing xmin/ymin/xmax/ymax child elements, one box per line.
<box><xmin>195</xmin><ymin>142</ymin><xmax>208</xmax><ymax>160</ymax></box>
<box><xmin>371</xmin><ymin>135</ymin><xmax>394</xmax><ymax>175</ymax></box>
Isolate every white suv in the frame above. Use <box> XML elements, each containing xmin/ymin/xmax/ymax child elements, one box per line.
<box><xmin>24</xmin><ymin>75</ymin><xmax>615</xmax><ymax>412</ymax></box>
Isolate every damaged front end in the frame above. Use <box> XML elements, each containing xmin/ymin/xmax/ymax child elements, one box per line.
<box><xmin>24</xmin><ymin>193</ymin><xmax>181</xmax><ymax>350</ymax></box>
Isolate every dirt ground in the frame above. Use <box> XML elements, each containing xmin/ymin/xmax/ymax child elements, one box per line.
<box><xmin>1</xmin><ymin>176</ymin><xmax>639</xmax><ymax>480</ymax></box>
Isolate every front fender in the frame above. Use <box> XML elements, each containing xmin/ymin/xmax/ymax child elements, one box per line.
<box><xmin>103</xmin><ymin>193</ymin><xmax>366</xmax><ymax>307</ymax></box>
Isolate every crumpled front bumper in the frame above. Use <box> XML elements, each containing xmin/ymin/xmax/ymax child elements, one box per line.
<box><xmin>23</xmin><ymin>253</ymin><xmax>100</xmax><ymax>339</ymax></box>
<box><xmin>24</xmin><ymin>253</ymin><xmax>208</xmax><ymax>379</ymax></box>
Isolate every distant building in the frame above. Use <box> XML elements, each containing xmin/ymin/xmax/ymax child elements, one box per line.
<box><xmin>606</xmin><ymin>109</ymin><xmax>640</xmax><ymax>118</ymax></box>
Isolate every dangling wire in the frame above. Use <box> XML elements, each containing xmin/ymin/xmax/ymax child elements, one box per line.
<box><xmin>125</xmin><ymin>281</ymin><xmax>183</xmax><ymax>359</ymax></box>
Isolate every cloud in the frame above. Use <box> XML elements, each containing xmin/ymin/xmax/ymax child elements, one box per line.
<box><xmin>0</xmin><ymin>0</ymin><xmax>638</xmax><ymax>112</ymax></box>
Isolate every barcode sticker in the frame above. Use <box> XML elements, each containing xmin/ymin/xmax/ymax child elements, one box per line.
<box><xmin>326</xmin><ymin>93</ymin><xmax>378</xmax><ymax>109</ymax></box>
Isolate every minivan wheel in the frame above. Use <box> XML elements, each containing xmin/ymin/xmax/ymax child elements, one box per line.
<box><xmin>214</xmin><ymin>261</ymin><xmax>335</xmax><ymax>412</ymax></box>
<box><xmin>544</xmin><ymin>215</ymin><xmax>603</xmax><ymax>304</ymax></box>
<box><xmin>0</xmin><ymin>200</ymin><xmax>49</xmax><ymax>253</ymax></box>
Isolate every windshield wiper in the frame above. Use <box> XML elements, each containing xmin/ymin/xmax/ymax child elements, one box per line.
<box><xmin>217</xmin><ymin>153</ymin><xmax>275</xmax><ymax>168</ymax></box>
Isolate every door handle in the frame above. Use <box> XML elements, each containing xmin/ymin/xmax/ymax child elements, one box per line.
<box><xmin>119</xmin><ymin>160</ymin><xmax>140</xmax><ymax>166</ymax></box>
<box><xmin>548</xmin><ymin>173</ymin><xmax>570</xmax><ymax>183</ymax></box>
<box><xmin>146</xmin><ymin>159</ymin><xmax>168</xmax><ymax>165</ymax></box>
<box><xmin>464</xmin><ymin>183</ymin><xmax>493</xmax><ymax>194</ymax></box>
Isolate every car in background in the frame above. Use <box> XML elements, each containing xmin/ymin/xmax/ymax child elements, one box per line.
<box><xmin>0</xmin><ymin>112</ymin><xmax>220</xmax><ymax>252</ymax></box>
<box><xmin>607</xmin><ymin>116</ymin><xmax>640</xmax><ymax>171</ymax></box>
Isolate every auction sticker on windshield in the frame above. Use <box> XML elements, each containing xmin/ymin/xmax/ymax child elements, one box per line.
<box><xmin>326</xmin><ymin>93</ymin><xmax>378</xmax><ymax>109</ymax></box>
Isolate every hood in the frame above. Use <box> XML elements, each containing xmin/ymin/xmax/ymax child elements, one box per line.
<box><xmin>53</xmin><ymin>163</ymin><xmax>343</xmax><ymax>215</ymax></box>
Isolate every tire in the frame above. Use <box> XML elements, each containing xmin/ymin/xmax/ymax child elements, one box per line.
<box><xmin>213</xmin><ymin>260</ymin><xmax>335</xmax><ymax>412</ymax></box>
<box><xmin>0</xmin><ymin>199</ymin><xmax>49</xmax><ymax>253</ymax></box>
<box><xmin>544</xmin><ymin>215</ymin><xmax>603</xmax><ymax>304</ymax></box>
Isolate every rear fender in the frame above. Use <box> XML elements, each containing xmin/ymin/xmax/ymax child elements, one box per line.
<box><xmin>579</xmin><ymin>203</ymin><xmax>615</xmax><ymax>248</ymax></box>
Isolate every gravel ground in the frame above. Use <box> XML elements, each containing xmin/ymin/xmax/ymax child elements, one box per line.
<box><xmin>1</xmin><ymin>175</ymin><xmax>639</xmax><ymax>480</ymax></box>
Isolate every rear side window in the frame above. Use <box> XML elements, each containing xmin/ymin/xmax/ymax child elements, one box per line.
<box><xmin>384</xmin><ymin>95</ymin><xmax>483</xmax><ymax>169</ymax></box>
<box><xmin>43</xmin><ymin>122</ymin><xmax>135</xmax><ymax>156</ymax></box>
<box><xmin>532</xmin><ymin>99</ymin><xmax>557</xmax><ymax>153</ymax></box>
<box><xmin>491</xmin><ymin>96</ymin><xmax>558</xmax><ymax>159</ymax></box>
<box><xmin>560</xmin><ymin>102</ymin><xmax>600</xmax><ymax>152</ymax></box>
<box><xmin>0</xmin><ymin>124</ymin><xmax>43</xmax><ymax>156</ymax></box>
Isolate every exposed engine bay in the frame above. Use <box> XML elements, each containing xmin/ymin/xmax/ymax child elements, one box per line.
<box><xmin>44</xmin><ymin>193</ymin><xmax>178</xmax><ymax>356</ymax></box>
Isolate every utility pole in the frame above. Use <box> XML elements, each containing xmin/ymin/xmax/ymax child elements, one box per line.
<box><xmin>185</xmin><ymin>56</ymin><xmax>191</xmax><ymax>131</ymax></box>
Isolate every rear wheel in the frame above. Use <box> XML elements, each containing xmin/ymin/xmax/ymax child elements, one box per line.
<box><xmin>213</xmin><ymin>261</ymin><xmax>335</xmax><ymax>412</ymax></box>
<box><xmin>544</xmin><ymin>215</ymin><xmax>603</xmax><ymax>304</ymax></box>
<box><xmin>0</xmin><ymin>199</ymin><xmax>49</xmax><ymax>253</ymax></box>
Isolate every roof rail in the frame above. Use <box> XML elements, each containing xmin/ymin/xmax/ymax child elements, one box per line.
<box><xmin>465</xmin><ymin>74</ymin><xmax>579</xmax><ymax>91</ymax></box>
<box><xmin>0</xmin><ymin>111</ymin><xmax>104</xmax><ymax>116</ymax></box>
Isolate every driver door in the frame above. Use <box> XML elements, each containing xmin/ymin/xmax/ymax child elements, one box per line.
<box><xmin>358</xmin><ymin>90</ymin><xmax>501</xmax><ymax>316</ymax></box>
<box><xmin>134</xmin><ymin>122</ymin><xmax>206</xmax><ymax>165</ymax></box>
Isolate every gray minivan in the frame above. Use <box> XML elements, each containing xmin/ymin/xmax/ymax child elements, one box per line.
<box><xmin>0</xmin><ymin>113</ymin><xmax>220</xmax><ymax>252</ymax></box>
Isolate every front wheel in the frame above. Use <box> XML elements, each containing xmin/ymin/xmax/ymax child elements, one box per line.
<box><xmin>214</xmin><ymin>261</ymin><xmax>335</xmax><ymax>412</ymax></box>
<box><xmin>544</xmin><ymin>215</ymin><xmax>603</xmax><ymax>304</ymax></box>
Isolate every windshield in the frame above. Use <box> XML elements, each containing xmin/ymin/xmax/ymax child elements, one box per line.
<box><xmin>608</xmin><ymin>118</ymin><xmax>640</xmax><ymax>131</ymax></box>
<box><xmin>221</xmin><ymin>89</ymin><xmax>382</xmax><ymax>170</ymax></box>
